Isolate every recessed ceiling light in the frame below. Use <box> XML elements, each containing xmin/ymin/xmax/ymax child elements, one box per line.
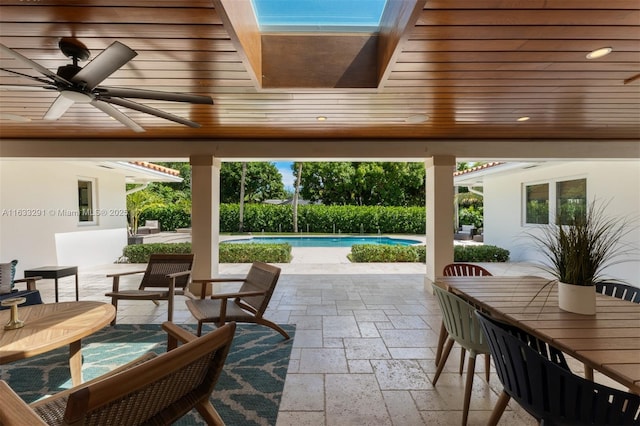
<box><xmin>406</xmin><ymin>114</ymin><xmax>429</xmax><ymax>124</ymax></box>
<box><xmin>316</xmin><ymin>116</ymin><xmax>327</xmax><ymax>121</ymax></box>
<box><xmin>586</xmin><ymin>47</ymin><xmax>612</xmax><ymax>59</ymax></box>
<box><xmin>517</xmin><ymin>116</ymin><xmax>530</xmax><ymax>122</ymax></box>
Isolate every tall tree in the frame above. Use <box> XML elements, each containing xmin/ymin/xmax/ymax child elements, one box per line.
<box><xmin>298</xmin><ymin>161</ymin><xmax>425</xmax><ymax>206</ymax></box>
<box><xmin>292</xmin><ymin>162</ymin><xmax>303</xmax><ymax>232</ymax></box>
<box><xmin>238</xmin><ymin>162</ymin><xmax>247</xmax><ymax>232</ymax></box>
<box><xmin>219</xmin><ymin>162</ymin><xmax>285</xmax><ymax>203</ymax></box>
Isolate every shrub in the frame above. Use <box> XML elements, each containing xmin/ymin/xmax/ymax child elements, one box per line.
<box><xmin>349</xmin><ymin>243</ymin><xmax>508</xmax><ymax>263</ymax></box>
<box><xmin>122</xmin><ymin>242</ymin><xmax>192</xmax><ymax>263</ymax></box>
<box><xmin>219</xmin><ymin>243</ymin><xmax>292</xmax><ymax>263</ymax></box>
<box><xmin>454</xmin><ymin>245</ymin><xmax>509</xmax><ymax>262</ymax></box>
<box><xmin>121</xmin><ymin>242</ymin><xmax>292</xmax><ymax>263</ymax></box>
<box><xmin>350</xmin><ymin>244</ymin><xmax>420</xmax><ymax>262</ymax></box>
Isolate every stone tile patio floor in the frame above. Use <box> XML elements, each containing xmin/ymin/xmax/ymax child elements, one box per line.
<box><xmin>29</xmin><ymin>258</ymin><xmax>622</xmax><ymax>426</ymax></box>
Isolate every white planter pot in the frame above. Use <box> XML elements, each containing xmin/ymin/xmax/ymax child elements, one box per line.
<box><xmin>557</xmin><ymin>281</ymin><xmax>596</xmax><ymax>315</ymax></box>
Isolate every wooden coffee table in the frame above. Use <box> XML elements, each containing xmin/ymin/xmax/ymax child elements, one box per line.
<box><xmin>0</xmin><ymin>301</ymin><xmax>115</xmax><ymax>386</ymax></box>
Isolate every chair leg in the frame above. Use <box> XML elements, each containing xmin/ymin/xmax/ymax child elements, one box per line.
<box><xmin>462</xmin><ymin>354</ymin><xmax>477</xmax><ymax>426</ymax></box>
<box><xmin>432</xmin><ymin>338</ymin><xmax>455</xmax><ymax>386</ymax></box>
<box><xmin>167</xmin><ymin>296</ymin><xmax>173</xmax><ymax>323</ymax></box>
<box><xmin>195</xmin><ymin>400</ymin><xmax>225</xmax><ymax>426</ymax></box>
<box><xmin>485</xmin><ymin>354</ymin><xmax>491</xmax><ymax>382</ymax></box>
<box><xmin>110</xmin><ymin>298</ymin><xmax>118</xmax><ymax>326</ymax></box>
<box><xmin>258</xmin><ymin>318</ymin><xmax>291</xmax><ymax>340</ymax></box>
<box><xmin>435</xmin><ymin>321</ymin><xmax>447</xmax><ymax>365</ymax></box>
<box><xmin>459</xmin><ymin>348</ymin><xmax>467</xmax><ymax>375</ymax></box>
<box><xmin>488</xmin><ymin>390</ymin><xmax>510</xmax><ymax>426</ymax></box>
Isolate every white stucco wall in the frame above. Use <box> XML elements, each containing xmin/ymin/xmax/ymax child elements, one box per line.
<box><xmin>483</xmin><ymin>161</ymin><xmax>640</xmax><ymax>287</ymax></box>
<box><xmin>0</xmin><ymin>160</ymin><xmax>128</xmax><ymax>277</ymax></box>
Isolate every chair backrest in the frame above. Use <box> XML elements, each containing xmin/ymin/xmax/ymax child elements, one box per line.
<box><xmin>431</xmin><ymin>284</ymin><xmax>488</xmax><ymax>354</ymax></box>
<box><xmin>476</xmin><ymin>311</ymin><xmax>640</xmax><ymax>425</ymax></box>
<box><xmin>37</xmin><ymin>322</ymin><xmax>236</xmax><ymax>426</ymax></box>
<box><xmin>140</xmin><ymin>253</ymin><xmax>194</xmax><ymax>290</ymax></box>
<box><xmin>443</xmin><ymin>263</ymin><xmax>492</xmax><ymax>277</ymax></box>
<box><xmin>237</xmin><ymin>262</ymin><xmax>281</xmax><ymax>314</ymax></box>
<box><xmin>596</xmin><ymin>282</ymin><xmax>640</xmax><ymax>303</ymax></box>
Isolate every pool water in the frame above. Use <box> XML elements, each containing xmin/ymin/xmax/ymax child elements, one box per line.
<box><xmin>223</xmin><ymin>236</ymin><xmax>422</xmax><ymax>247</ymax></box>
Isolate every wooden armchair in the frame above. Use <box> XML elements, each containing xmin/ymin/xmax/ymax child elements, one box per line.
<box><xmin>106</xmin><ymin>253</ymin><xmax>194</xmax><ymax>325</ymax></box>
<box><xmin>186</xmin><ymin>261</ymin><xmax>290</xmax><ymax>339</ymax></box>
<box><xmin>0</xmin><ymin>321</ymin><xmax>236</xmax><ymax>426</ymax></box>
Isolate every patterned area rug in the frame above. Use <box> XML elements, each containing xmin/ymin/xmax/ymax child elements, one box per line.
<box><xmin>1</xmin><ymin>323</ymin><xmax>295</xmax><ymax>426</ymax></box>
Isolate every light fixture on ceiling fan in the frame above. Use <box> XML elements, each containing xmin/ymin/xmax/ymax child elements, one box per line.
<box><xmin>0</xmin><ymin>38</ymin><xmax>213</xmax><ymax>132</ymax></box>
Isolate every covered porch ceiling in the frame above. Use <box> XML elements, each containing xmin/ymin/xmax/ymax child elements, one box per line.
<box><xmin>0</xmin><ymin>0</ymin><xmax>638</xmax><ymax>160</ymax></box>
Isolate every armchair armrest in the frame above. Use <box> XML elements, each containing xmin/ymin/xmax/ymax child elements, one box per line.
<box><xmin>107</xmin><ymin>269</ymin><xmax>146</xmax><ymax>292</ymax></box>
<box><xmin>192</xmin><ymin>278</ymin><xmax>246</xmax><ymax>298</ymax></box>
<box><xmin>0</xmin><ymin>380</ymin><xmax>46</xmax><ymax>425</ymax></box>
<box><xmin>162</xmin><ymin>321</ymin><xmax>197</xmax><ymax>350</ymax></box>
<box><xmin>106</xmin><ymin>269</ymin><xmax>146</xmax><ymax>278</ymax></box>
<box><xmin>209</xmin><ymin>290</ymin><xmax>266</xmax><ymax>300</ymax></box>
<box><xmin>13</xmin><ymin>277</ymin><xmax>41</xmax><ymax>291</ymax></box>
<box><xmin>167</xmin><ymin>270</ymin><xmax>192</xmax><ymax>279</ymax></box>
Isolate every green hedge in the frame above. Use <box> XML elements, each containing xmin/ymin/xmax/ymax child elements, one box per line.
<box><xmin>147</xmin><ymin>203</ymin><xmax>426</xmax><ymax>234</ymax></box>
<box><xmin>350</xmin><ymin>244</ymin><xmax>421</xmax><ymax>262</ymax></box>
<box><xmin>219</xmin><ymin>243</ymin><xmax>292</xmax><ymax>263</ymax></box>
<box><xmin>349</xmin><ymin>244</ymin><xmax>508</xmax><ymax>263</ymax></box>
<box><xmin>121</xmin><ymin>242</ymin><xmax>291</xmax><ymax>263</ymax></box>
<box><xmin>454</xmin><ymin>244</ymin><xmax>510</xmax><ymax>262</ymax></box>
<box><xmin>122</xmin><ymin>242</ymin><xmax>192</xmax><ymax>263</ymax></box>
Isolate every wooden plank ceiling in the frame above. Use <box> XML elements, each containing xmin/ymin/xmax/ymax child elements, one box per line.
<box><xmin>0</xmin><ymin>0</ymin><xmax>638</xmax><ymax>141</ymax></box>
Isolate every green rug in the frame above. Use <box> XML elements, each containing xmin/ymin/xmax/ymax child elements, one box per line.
<box><xmin>1</xmin><ymin>323</ymin><xmax>295</xmax><ymax>426</ymax></box>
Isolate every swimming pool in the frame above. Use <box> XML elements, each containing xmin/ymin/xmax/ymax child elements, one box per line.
<box><xmin>223</xmin><ymin>236</ymin><xmax>422</xmax><ymax>248</ymax></box>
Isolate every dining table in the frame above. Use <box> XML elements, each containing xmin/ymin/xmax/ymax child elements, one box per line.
<box><xmin>435</xmin><ymin>275</ymin><xmax>640</xmax><ymax>394</ymax></box>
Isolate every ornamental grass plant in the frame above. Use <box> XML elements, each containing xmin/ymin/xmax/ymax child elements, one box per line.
<box><xmin>527</xmin><ymin>200</ymin><xmax>637</xmax><ymax>286</ymax></box>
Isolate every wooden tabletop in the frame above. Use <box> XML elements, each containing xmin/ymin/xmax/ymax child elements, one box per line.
<box><xmin>0</xmin><ymin>301</ymin><xmax>115</xmax><ymax>385</ymax></box>
<box><xmin>436</xmin><ymin>276</ymin><xmax>640</xmax><ymax>394</ymax></box>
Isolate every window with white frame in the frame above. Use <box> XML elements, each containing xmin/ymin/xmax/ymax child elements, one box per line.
<box><xmin>525</xmin><ymin>183</ymin><xmax>549</xmax><ymax>224</ymax></box>
<box><xmin>556</xmin><ymin>178</ymin><xmax>587</xmax><ymax>225</ymax></box>
<box><xmin>77</xmin><ymin>178</ymin><xmax>96</xmax><ymax>224</ymax></box>
<box><xmin>524</xmin><ymin>178</ymin><xmax>586</xmax><ymax>225</ymax></box>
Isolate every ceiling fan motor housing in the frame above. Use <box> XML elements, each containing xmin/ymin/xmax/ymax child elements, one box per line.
<box><xmin>56</xmin><ymin>64</ymin><xmax>82</xmax><ymax>82</ymax></box>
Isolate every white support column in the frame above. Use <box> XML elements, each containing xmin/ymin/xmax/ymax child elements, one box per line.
<box><xmin>190</xmin><ymin>155</ymin><xmax>221</xmax><ymax>282</ymax></box>
<box><xmin>424</xmin><ymin>156</ymin><xmax>455</xmax><ymax>292</ymax></box>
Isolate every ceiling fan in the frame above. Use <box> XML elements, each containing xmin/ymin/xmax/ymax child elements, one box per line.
<box><xmin>0</xmin><ymin>38</ymin><xmax>213</xmax><ymax>132</ymax></box>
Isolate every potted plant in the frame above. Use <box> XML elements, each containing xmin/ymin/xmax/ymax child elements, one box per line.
<box><xmin>527</xmin><ymin>200</ymin><xmax>637</xmax><ymax>315</ymax></box>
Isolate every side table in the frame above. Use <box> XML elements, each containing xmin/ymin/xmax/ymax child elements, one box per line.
<box><xmin>23</xmin><ymin>266</ymin><xmax>79</xmax><ymax>303</ymax></box>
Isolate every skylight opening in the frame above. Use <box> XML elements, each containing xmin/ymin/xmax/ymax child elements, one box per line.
<box><xmin>251</xmin><ymin>0</ymin><xmax>388</xmax><ymax>32</ymax></box>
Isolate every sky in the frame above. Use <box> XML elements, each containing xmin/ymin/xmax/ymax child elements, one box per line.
<box><xmin>274</xmin><ymin>161</ymin><xmax>296</xmax><ymax>191</ymax></box>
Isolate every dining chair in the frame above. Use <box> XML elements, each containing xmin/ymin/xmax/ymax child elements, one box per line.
<box><xmin>595</xmin><ymin>281</ymin><xmax>640</xmax><ymax>303</ymax></box>
<box><xmin>105</xmin><ymin>253</ymin><xmax>194</xmax><ymax>325</ymax></box>
<box><xmin>431</xmin><ymin>284</ymin><xmax>491</xmax><ymax>426</ymax></box>
<box><xmin>0</xmin><ymin>321</ymin><xmax>236</xmax><ymax>426</ymax></box>
<box><xmin>436</xmin><ymin>263</ymin><xmax>492</xmax><ymax>381</ymax></box>
<box><xmin>186</xmin><ymin>261</ymin><xmax>290</xmax><ymax>339</ymax></box>
<box><xmin>476</xmin><ymin>311</ymin><xmax>640</xmax><ymax>426</ymax></box>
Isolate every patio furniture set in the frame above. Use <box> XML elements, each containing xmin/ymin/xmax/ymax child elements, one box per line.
<box><xmin>1</xmin><ymin>257</ymin><xmax>639</xmax><ymax>424</ymax></box>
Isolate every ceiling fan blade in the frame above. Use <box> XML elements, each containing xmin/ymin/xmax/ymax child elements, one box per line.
<box><xmin>102</xmin><ymin>97</ymin><xmax>202</xmax><ymax>128</ymax></box>
<box><xmin>90</xmin><ymin>99</ymin><xmax>145</xmax><ymax>132</ymax></box>
<box><xmin>0</xmin><ymin>43</ymin><xmax>71</xmax><ymax>86</ymax></box>
<box><xmin>1</xmin><ymin>67</ymin><xmax>54</xmax><ymax>85</ymax></box>
<box><xmin>98</xmin><ymin>86</ymin><xmax>213</xmax><ymax>104</ymax></box>
<box><xmin>44</xmin><ymin>94</ymin><xmax>75</xmax><ymax>120</ymax></box>
<box><xmin>72</xmin><ymin>41</ymin><xmax>137</xmax><ymax>90</ymax></box>
<box><xmin>0</xmin><ymin>84</ymin><xmax>53</xmax><ymax>91</ymax></box>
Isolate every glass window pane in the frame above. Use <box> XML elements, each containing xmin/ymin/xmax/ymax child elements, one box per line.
<box><xmin>556</xmin><ymin>178</ymin><xmax>586</xmax><ymax>225</ymax></box>
<box><xmin>78</xmin><ymin>180</ymin><xmax>93</xmax><ymax>222</ymax></box>
<box><xmin>526</xmin><ymin>183</ymin><xmax>549</xmax><ymax>224</ymax></box>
